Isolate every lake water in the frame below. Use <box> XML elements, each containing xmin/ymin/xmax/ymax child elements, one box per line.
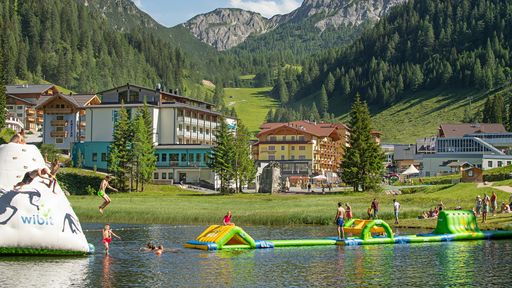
<box><xmin>1</xmin><ymin>224</ymin><xmax>511</xmax><ymax>287</ymax></box>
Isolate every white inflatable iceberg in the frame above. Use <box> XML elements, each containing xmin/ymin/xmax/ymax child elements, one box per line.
<box><xmin>0</xmin><ymin>143</ymin><xmax>93</xmax><ymax>255</ymax></box>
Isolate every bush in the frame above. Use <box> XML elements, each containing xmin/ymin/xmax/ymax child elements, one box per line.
<box><xmin>57</xmin><ymin>170</ymin><xmax>103</xmax><ymax>195</ymax></box>
<box><xmin>483</xmin><ymin>174</ymin><xmax>511</xmax><ymax>182</ymax></box>
<box><xmin>85</xmin><ymin>185</ymin><xmax>97</xmax><ymax>196</ymax></box>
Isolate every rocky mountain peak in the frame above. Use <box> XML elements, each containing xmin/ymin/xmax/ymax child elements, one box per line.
<box><xmin>183</xmin><ymin>8</ymin><xmax>273</xmax><ymax>51</ymax></box>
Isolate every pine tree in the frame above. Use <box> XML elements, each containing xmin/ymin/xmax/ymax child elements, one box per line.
<box><xmin>265</xmin><ymin>109</ymin><xmax>274</xmax><ymax>123</ymax></box>
<box><xmin>319</xmin><ymin>85</ymin><xmax>329</xmax><ymax>119</ymax></box>
<box><xmin>213</xmin><ymin>84</ymin><xmax>225</xmax><ymax>107</ymax></box>
<box><xmin>277</xmin><ymin>76</ymin><xmax>289</xmax><ymax>105</ymax></box>
<box><xmin>133</xmin><ymin>105</ymin><xmax>156</xmax><ymax>192</ymax></box>
<box><xmin>208</xmin><ymin>121</ymin><xmax>235</xmax><ymax>193</ymax></box>
<box><xmin>482</xmin><ymin>97</ymin><xmax>493</xmax><ymax>123</ymax></box>
<box><xmin>309</xmin><ymin>103</ymin><xmax>321</xmax><ymax>123</ymax></box>
<box><xmin>108</xmin><ymin>106</ymin><xmax>133</xmax><ymax>191</ymax></box>
<box><xmin>340</xmin><ymin>95</ymin><xmax>383</xmax><ymax>192</ymax></box>
<box><xmin>233</xmin><ymin>121</ymin><xmax>256</xmax><ymax>193</ymax></box>
<box><xmin>494</xmin><ymin>94</ymin><xmax>506</xmax><ymax>124</ymax></box>
<box><xmin>324</xmin><ymin>72</ymin><xmax>335</xmax><ymax>94</ymax></box>
<box><xmin>508</xmin><ymin>94</ymin><xmax>512</xmax><ymax>131</ymax></box>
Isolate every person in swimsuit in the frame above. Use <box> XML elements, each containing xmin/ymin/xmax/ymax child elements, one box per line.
<box><xmin>335</xmin><ymin>202</ymin><xmax>345</xmax><ymax>240</ymax></box>
<box><xmin>102</xmin><ymin>224</ymin><xmax>121</xmax><ymax>255</ymax></box>
<box><xmin>140</xmin><ymin>242</ymin><xmax>156</xmax><ymax>252</ymax></box>
<box><xmin>98</xmin><ymin>175</ymin><xmax>118</xmax><ymax>214</ymax></box>
<box><xmin>13</xmin><ymin>167</ymin><xmax>54</xmax><ymax>191</ymax></box>
<box><xmin>223</xmin><ymin>211</ymin><xmax>235</xmax><ymax>226</ymax></box>
<box><xmin>45</xmin><ymin>156</ymin><xmax>61</xmax><ymax>193</ymax></box>
<box><xmin>345</xmin><ymin>203</ymin><xmax>353</xmax><ymax>220</ymax></box>
<box><xmin>154</xmin><ymin>245</ymin><xmax>164</xmax><ymax>256</ymax></box>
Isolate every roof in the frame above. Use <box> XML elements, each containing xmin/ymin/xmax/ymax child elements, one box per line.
<box><xmin>447</xmin><ymin>161</ymin><xmax>471</xmax><ymax>168</ymax></box>
<box><xmin>393</xmin><ymin>144</ymin><xmax>416</xmax><ymax>161</ymax></box>
<box><xmin>36</xmin><ymin>94</ymin><xmax>99</xmax><ymax>109</ymax></box>
<box><xmin>439</xmin><ymin>123</ymin><xmax>507</xmax><ymax>138</ymax></box>
<box><xmin>258</xmin><ymin>121</ymin><xmax>347</xmax><ymax>138</ymax></box>
<box><xmin>6</xmin><ymin>84</ymin><xmax>55</xmax><ymax>95</ymax></box>
<box><xmin>6</xmin><ymin>94</ymin><xmax>38</xmax><ymax>106</ymax></box>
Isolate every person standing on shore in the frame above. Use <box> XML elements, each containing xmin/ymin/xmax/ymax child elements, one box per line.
<box><xmin>335</xmin><ymin>202</ymin><xmax>345</xmax><ymax>240</ymax></box>
<box><xmin>345</xmin><ymin>203</ymin><xmax>353</xmax><ymax>220</ymax></box>
<box><xmin>491</xmin><ymin>192</ymin><xmax>498</xmax><ymax>216</ymax></box>
<box><xmin>371</xmin><ymin>198</ymin><xmax>379</xmax><ymax>219</ymax></box>
<box><xmin>98</xmin><ymin>175</ymin><xmax>118</xmax><ymax>214</ymax></box>
<box><xmin>482</xmin><ymin>193</ymin><xmax>490</xmax><ymax>223</ymax></box>
<box><xmin>393</xmin><ymin>199</ymin><xmax>401</xmax><ymax>224</ymax></box>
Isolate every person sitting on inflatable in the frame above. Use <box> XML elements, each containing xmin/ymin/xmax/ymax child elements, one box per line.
<box><xmin>13</xmin><ymin>167</ymin><xmax>55</xmax><ymax>191</ymax></box>
<box><xmin>223</xmin><ymin>211</ymin><xmax>235</xmax><ymax>226</ymax></box>
<box><xmin>102</xmin><ymin>224</ymin><xmax>121</xmax><ymax>255</ymax></box>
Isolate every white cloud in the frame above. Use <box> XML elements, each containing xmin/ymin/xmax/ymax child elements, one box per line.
<box><xmin>229</xmin><ymin>0</ymin><xmax>301</xmax><ymax>17</ymax></box>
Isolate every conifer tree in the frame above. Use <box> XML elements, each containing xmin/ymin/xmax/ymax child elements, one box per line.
<box><xmin>108</xmin><ymin>106</ymin><xmax>133</xmax><ymax>191</ymax></box>
<box><xmin>340</xmin><ymin>95</ymin><xmax>383</xmax><ymax>192</ymax></box>
<box><xmin>133</xmin><ymin>105</ymin><xmax>156</xmax><ymax>192</ymax></box>
<box><xmin>233</xmin><ymin>121</ymin><xmax>256</xmax><ymax>193</ymax></box>
<box><xmin>277</xmin><ymin>76</ymin><xmax>289</xmax><ymax>105</ymax></box>
<box><xmin>309</xmin><ymin>103</ymin><xmax>321</xmax><ymax>123</ymax></box>
<box><xmin>208</xmin><ymin>121</ymin><xmax>235</xmax><ymax>193</ymax></box>
<box><xmin>265</xmin><ymin>109</ymin><xmax>274</xmax><ymax>123</ymax></box>
<box><xmin>508</xmin><ymin>94</ymin><xmax>512</xmax><ymax>131</ymax></box>
<box><xmin>319</xmin><ymin>85</ymin><xmax>329</xmax><ymax>119</ymax></box>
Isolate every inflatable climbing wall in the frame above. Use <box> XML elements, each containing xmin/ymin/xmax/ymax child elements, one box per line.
<box><xmin>0</xmin><ymin>143</ymin><xmax>92</xmax><ymax>255</ymax></box>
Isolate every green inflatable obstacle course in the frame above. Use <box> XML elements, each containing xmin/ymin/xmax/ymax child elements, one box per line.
<box><xmin>185</xmin><ymin>211</ymin><xmax>512</xmax><ymax>251</ymax></box>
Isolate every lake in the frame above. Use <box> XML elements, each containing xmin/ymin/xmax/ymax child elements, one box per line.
<box><xmin>0</xmin><ymin>224</ymin><xmax>511</xmax><ymax>287</ymax></box>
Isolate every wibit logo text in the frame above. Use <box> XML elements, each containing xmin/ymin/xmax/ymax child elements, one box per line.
<box><xmin>20</xmin><ymin>214</ymin><xmax>55</xmax><ymax>226</ymax></box>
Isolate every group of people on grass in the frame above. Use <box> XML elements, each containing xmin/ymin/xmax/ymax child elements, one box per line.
<box><xmin>334</xmin><ymin>198</ymin><xmax>401</xmax><ymax>240</ymax></box>
<box><xmin>475</xmin><ymin>192</ymin><xmax>512</xmax><ymax>223</ymax></box>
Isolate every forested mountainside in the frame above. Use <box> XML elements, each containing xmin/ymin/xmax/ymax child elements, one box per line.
<box><xmin>280</xmin><ymin>0</ymin><xmax>512</xmax><ymax>114</ymax></box>
<box><xmin>0</xmin><ymin>0</ymin><xmax>187</xmax><ymax>93</ymax></box>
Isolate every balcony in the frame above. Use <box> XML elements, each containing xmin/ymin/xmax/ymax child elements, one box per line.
<box><xmin>80</xmin><ymin>122</ymin><xmax>86</xmax><ymax>128</ymax></box>
<box><xmin>51</xmin><ymin>120</ymin><xmax>69</xmax><ymax>126</ymax></box>
<box><xmin>36</xmin><ymin>118</ymin><xmax>44</xmax><ymax>124</ymax></box>
<box><xmin>44</xmin><ymin>108</ymin><xmax>73</xmax><ymax>114</ymax></box>
<box><xmin>27</xmin><ymin>116</ymin><xmax>35</xmax><ymax>122</ymax></box>
<box><xmin>51</xmin><ymin>131</ymin><xmax>68</xmax><ymax>138</ymax></box>
<box><xmin>26</xmin><ymin>110</ymin><xmax>35</xmax><ymax>115</ymax></box>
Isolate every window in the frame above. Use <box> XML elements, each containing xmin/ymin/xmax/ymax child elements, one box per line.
<box><xmin>206</xmin><ymin>129</ymin><xmax>210</xmax><ymax>135</ymax></box>
<box><xmin>299</xmin><ymin>146</ymin><xmax>306</xmax><ymax>151</ymax></box>
<box><xmin>189</xmin><ymin>154</ymin><xmax>194</xmax><ymax>162</ymax></box>
<box><xmin>162</xmin><ymin>173</ymin><xmax>167</xmax><ymax>180</ymax></box>
<box><xmin>291</xmin><ymin>146</ymin><xmax>295</xmax><ymax>151</ymax></box>
<box><xmin>170</xmin><ymin>153</ymin><xmax>179</xmax><ymax>161</ymax></box>
<box><xmin>200</xmin><ymin>128</ymin><xmax>203</xmax><ymax>134</ymax></box>
<box><xmin>168</xmin><ymin>173</ymin><xmax>173</xmax><ymax>179</ymax></box>
<box><xmin>291</xmin><ymin>136</ymin><xmax>296</xmax><ymax>141</ymax></box>
<box><xmin>196</xmin><ymin>153</ymin><xmax>201</xmax><ymax>162</ymax></box>
<box><xmin>268</xmin><ymin>155</ymin><xmax>275</xmax><ymax>160</ymax></box>
<box><xmin>56</xmin><ymin>126</ymin><xmax>64</xmax><ymax>132</ymax></box>
<box><xmin>178</xmin><ymin>124</ymin><xmax>183</xmax><ymax>131</ymax></box>
<box><xmin>92</xmin><ymin>153</ymin><xmax>98</xmax><ymax>162</ymax></box>
<box><xmin>55</xmin><ymin>138</ymin><xmax>64</xmax><ymax>144</ymax></box>
<box><xmin>181</xmin><ymin>154</ymin><xmax>187</xmax><ymax>162</ymax></box>
<box><xmin>162</xmin><ymin>153</ymin><xmax>167</xmax><ymax>162</ymax></box>
<box><xmin>281</xmin><ymin>155</ymin><xmax>285</xmax><ymax>160</ymax></box>
<box><xmin>155</xmin><ymin>154</ymin><xmax>160</xmax><ymax>162</ymax></box>
<box><xmin>56</xmin><ymin>115</ymin><xmax>64</xmax><ymax>120</ymax></box>
<box><xmin>468</xmin><ymin>170</ymin><xmax>474</xmax><ymax>177</ymax></box>
<box><xmin>101</xmin><ymin>153</ymin><xmax>107</xmax><ymax>162</ymax></box>
<box><xmin>299</xmin><ymin>155</ymin><xmax>306</xmax><ymax>160</ymax></box>
<box><xmin>17</xmin><ymin>113</ymin><xmax>23</xmax><ymax>117</ymax></box>
<box><xmin>154</xmin><ymin>172</ymin><xmax>159</xmax><ymax>180</ymax></box>
<box><xmin>291</xmin><ymin>155</ymin><xmax>295</xmax><ymax>160</ymax></box>
<box><xmin>269</xmin><ymin>136</ymin><xmax>276</xmax><ymax>141</ymax></box>
<box><xmin>6</xmin><ymin>105</ymin><xmax>13</xmax><ymax>110</ymax></box>
<box><xmin>281</xmin><ymin>146</ymin><xmax>285</xmax><ymax>150</ymax></box>
<box><xmin>17</xmin><ymin>105</ymin><xmax>23</xmax><ymax>110</ymax></box>
<box><xmin>488</xmin><ymin>161</ymin><xmax>493</xmax><ymax>168</ymax></box>
<box><xmin>498</xmin><ymin>161</ymin><xmax>503</xmax><ymax>167</ymax></box>
<box><xmin>186</xmin><ymin>126</ymin><xmax>190</xmax><ymax>132</ymax></box>
<box><xmin>282</xmin><ymin>136</ymin><xmax>286</xmax><ymax>141</ymax></box>
<box><xmin>298</xmin><ymin>136</ymin><xmax>305</xmax><ymax>141</ymax></box>
<box><xmin>268</xmin><ymin>146</ymin><xmax>275</xmax><ymax>151</ymax></box>
<box><xmin>508</xmin><ymin>161</ymin><xmax>511</xmax><ymax>165</ymax></box>
<box><xmin>193</xmin><ymin>127</ymin><xmax>196</xmax><ymax>133</ymax></box>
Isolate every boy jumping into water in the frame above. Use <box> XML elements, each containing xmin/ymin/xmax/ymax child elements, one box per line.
<box><xmin>335</xmin><ymin>202</ymin><xmax>345</xmax><ymax>240</ymax></box>
<box><xmin>98</xmin><ymin>175</ymin><xmax>118</xmax><ymax>214</ymax></box>
<box><xmin>13</xmin><ymin>167</ymin><xmax>54</xmax><ymax>191</ymax></box>
<box><xmin>102</xmin><ymin>224</ymin><xmax>121</xmax><ymax>255</ymax></box>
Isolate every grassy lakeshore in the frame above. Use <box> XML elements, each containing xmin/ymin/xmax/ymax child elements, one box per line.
<box><xmin>69</xmin><ymin>183</ymin><xmax>512</xmax><ymax>230</ymax></box>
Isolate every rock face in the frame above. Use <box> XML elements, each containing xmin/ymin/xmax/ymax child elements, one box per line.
<box><xmin>185</xmin><ymin>0</ymin><xmax>406</xmax><ymax>50</ymax></box>
<box><xmin>183</xmin><ymin>8</ymin><xmax>274</xmax><ymax>51</ymax></box>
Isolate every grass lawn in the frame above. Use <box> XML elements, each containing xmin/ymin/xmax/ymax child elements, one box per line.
<box><xmin>239</xmin><ymin>74</ymin><xmax>256</xmax><ymax>80</ymax></box>
<box><xmin>68</xmin><ymin>182</ymin><xmax>512</xmax><ymax>230</ymax></box>
<box><xmin>224</xmin><ymin>87</ymin><xmax>278</xmax><ymax>135</ymax></box>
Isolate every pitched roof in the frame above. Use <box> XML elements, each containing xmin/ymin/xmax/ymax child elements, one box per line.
<box><xmin>439</xmin><ymin>123</ymin><xmax>507</xmax><ymax>138</ymax></box>
<box><xmin>36</xmin><ymin>94</ymin><xmax>99</xmax><ymax>109</ymax></box>
<box><xmin>6</xmin><ymin>94</ymin><xmax>38</xmax><ymax>106</ymax></box>
<box><xmin>6</xmin><ymin>84</ymin><xmax>55</xmax><ymax>95</ymax></box>
<box><xmin>258</xmin><ymin>120</ymin><xmax>347</xmax><ymax>138</ymax></box>
<box><xmin>393</xmin><ymin>144</ymin><xmax>416</xmax><ymax>161</ymax></box>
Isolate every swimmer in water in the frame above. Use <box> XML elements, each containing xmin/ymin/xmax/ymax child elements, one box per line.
<box><xmin>154</xmin><ymin>245</ymin><xmax>164</xmax><ymax>256</ymax></box>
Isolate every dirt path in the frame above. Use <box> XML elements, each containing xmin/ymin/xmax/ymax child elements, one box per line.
<box><xmin>477</xmin><ymin>182</ymin><xmax>512</xmax><ymax>193</ymax></box>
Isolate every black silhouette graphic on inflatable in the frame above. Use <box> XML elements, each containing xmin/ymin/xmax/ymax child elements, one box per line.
<box><xmin>62</xmin><ymin>213</ymin><xmax>81</xmax><ymax>234</ymax></box>
<box><xmin>0</xmin><ymin>189</ymin><xmax>41</xmax><ymax>225</ymax></box>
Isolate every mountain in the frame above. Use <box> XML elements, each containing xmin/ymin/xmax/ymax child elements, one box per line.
<box><xmin>183</xmin><ymin>8</ymin><xmax>275</xmax><ymax>51</ymax></box>
<box><xmin>184</xmin><ymin>0</ymin><xmax>406</xmax><ymax>51</ymax></box>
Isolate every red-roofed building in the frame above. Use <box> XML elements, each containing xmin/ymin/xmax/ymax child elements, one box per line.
<box><xmin>253</xmin><ymin>120</ymin><xmax>350</xmax><ymax>178</ymax></box>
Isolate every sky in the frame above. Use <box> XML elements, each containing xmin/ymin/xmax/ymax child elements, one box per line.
<box><xmin>132</xmin><ymin>0</ymin><xmax>302</xmax><ymax>27</ymax></box>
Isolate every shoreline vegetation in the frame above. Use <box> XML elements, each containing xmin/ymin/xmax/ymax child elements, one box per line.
<box><xmin>67</xmin><ymin>180</ymin><xmax>512</xmax><ymax>231</ymax></box>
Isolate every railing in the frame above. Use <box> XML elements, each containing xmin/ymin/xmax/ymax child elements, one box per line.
<box><xmin>5</xmin><ymin>116</ymin><xmax>24</xmax><ymax>131</ymax></box>
<box><xmin>50</xmin><ymin>131</ymin><xmax>68</xmax><ymax>137</ymax></box>
<box><xmin>36</xmin><ymin>118</ymin><xmax>44</xmax><ymax>124</ymax></box>
<box><xmin>44</xmin><ymin>108</ymin><xmax>73</xmax><ymax>114</ymax></box>
<box><xmin>26</xmin><ymin>110</ymin><xmax>35</xmax><ymax>115</ymax></box>
<box><xmin>51</xmin><ymin>120</ymin><xmax>69</xmax><ymax>126</ymax></box>
<box><xmin>157</xmin><ymin>161</ymin><xmax>208</xmax><ymax>168</ymax></box>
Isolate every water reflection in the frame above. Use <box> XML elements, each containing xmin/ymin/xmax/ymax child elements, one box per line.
<box><xmin>0</xmin><ymin>224</ymin><xmax>511</xmax><ymax>287</ymax></box>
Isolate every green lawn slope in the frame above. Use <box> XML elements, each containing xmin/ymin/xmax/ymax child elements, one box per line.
<box><xmin>224</xmin><ymin>87</ymin><xmax>278</xmax><ymax>135</ymax></box>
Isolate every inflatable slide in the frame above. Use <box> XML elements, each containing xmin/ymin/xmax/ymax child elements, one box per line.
<box><xmin>0</xmin><ymin>143</ymin><xmax>93</xmax><ymax>255</ymax></box>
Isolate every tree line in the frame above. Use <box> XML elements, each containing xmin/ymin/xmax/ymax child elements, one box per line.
<box><xmin>267</xmin><ymin>0</ymin><xmax>512</xmax><ymax>114</ymax></box>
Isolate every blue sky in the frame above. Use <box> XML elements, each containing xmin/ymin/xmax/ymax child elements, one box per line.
<box><xmin>132</xmin><ymin>0</ymin><xmax>302</xmax><ymax>27</ymax></box>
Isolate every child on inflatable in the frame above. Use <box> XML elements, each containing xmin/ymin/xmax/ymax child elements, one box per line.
<box><xmin>223</xmin><ymin>211</ymin><xmax>235</xmax><ymax>226</ymax></box>
<box><xmin>13</xmin><ymin>167</ymin><xmax>55</xmax><ymax>191</ymax></box>
<box><xmin>102</xmin><ymin>224</ymin><xmax>121</xmax><ymax>255</ymax></box>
